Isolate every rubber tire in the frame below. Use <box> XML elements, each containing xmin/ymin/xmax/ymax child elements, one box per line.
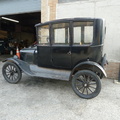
<box><xmin>71</xmin><ymin>70</ymin><xmax>101</xmax><ymax>99</ymax></box>
<box><xmin>2</xmin><ymin>62</ymin><xmax>22</xmax><ymax>84</ymax></box>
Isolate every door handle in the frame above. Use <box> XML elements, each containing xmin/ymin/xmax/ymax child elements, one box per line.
<box><xmin>67</xmin><ymin>51</ymin><xmax>71</xmax><ymax>55</ymax></box>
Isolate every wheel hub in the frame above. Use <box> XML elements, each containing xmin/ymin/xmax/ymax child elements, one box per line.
<box><xmin>84</xmin><ymin>83</ymin><xmax>87</xmax><ymax>87</ymax></box>
<box><xmin>10</xmin><ymin>71</ymin><xmax>14</xmax><ymax>76</ymax></box>
<box><xmin>83</xmin><ymin>83</ymin><xmax>89</xmax><ymax>88</ymax></box>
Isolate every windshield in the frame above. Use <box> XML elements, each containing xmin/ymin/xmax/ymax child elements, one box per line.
<box><xmin>37</xmin><ymin>25</ymin><xmax>49</xmax><ymax>45</ymax></box>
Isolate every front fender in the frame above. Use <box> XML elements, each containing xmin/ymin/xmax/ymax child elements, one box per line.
<box><xmin>2</xmin><ymin>57</ymin><xmax>34</xmax><ymax>76</ymax></box>
<box><xmin>70</xmin><ymin>61</ymin><xmax>107</xmax><ymax>80</ymax></box>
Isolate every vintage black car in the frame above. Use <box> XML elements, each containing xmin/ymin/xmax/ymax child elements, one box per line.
<box><xmin>2</xmin><ymin>18</ymin><xmax>107</xmax><ymax>99</ymax></box>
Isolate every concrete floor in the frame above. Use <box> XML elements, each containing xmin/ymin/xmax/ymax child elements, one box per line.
<box><xmin>0</xmin><ymin>61</ymin><xmax>120</xmax><ymax>120</ymax></box>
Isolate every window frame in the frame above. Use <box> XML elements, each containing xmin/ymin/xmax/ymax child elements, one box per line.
<box><xmin>36</xmin><ymin>23</ymin><xmax>51</xmax><ymax>46</ymax></box>
<box><xmin>72</xmin><ymin>20</ymin><xmax>95</xmax><ymax>47</ymax></box>
<box><xmin>51</xmin><ymin>22</ymin><xmax>71</xmax><ymax>46</ymax></box>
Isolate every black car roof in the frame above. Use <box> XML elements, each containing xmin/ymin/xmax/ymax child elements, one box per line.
<box><xmin>35</xmin><ymin>17</ymin><xmax>103</xmax><ymax>27</ymax></box>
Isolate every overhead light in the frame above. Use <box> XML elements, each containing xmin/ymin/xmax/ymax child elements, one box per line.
<box><xmin>1</xmin><ymin>17</ymin><xmax>19</xmax><ymax>23</ymax></box>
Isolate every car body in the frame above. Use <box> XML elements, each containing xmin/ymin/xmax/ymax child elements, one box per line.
<box><xmin>2</xmin><ymin>18</ymin><xmax>107</xmax><ymax>99</ymax></box>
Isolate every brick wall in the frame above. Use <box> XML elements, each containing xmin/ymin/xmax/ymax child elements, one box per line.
<box><xmin>41</xmin><ymin>0</ymin><xmax>58</xmax><ymax>22</ymax></box>
<box><xmin>106</xmin><ymin>62</ymin><xmax>120</xmax><ymax>80</ymax></box>
<box><xmin>41</xmin><ymin>0</ymin><xmax>49</xmax><ymax>23</ymax></box>
<box><xmin>49</xmin><ymin>0</ymin><xmax>58</xmax><ymax>21</ymax></box>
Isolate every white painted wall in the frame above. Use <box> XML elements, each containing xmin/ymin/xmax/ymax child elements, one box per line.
<box><xmin>56</xmin><ymin>0</ymin><xmax>120</xmax><ymax>62</ymax></box>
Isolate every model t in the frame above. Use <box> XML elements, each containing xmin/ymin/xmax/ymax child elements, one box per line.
<box><xmin>2</xmin><ymin>18</ymin><xmax>107</xmax><ymax>99</ymax></box>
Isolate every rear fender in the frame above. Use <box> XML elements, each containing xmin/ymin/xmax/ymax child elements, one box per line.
<box><xmin>2</xmin><ymin>58</ymin><xmax>34</xmax><ymax>76</ymax></box>
<box><xmin>70</xmin><ymin>61</ymin><xmax>107</xmax><ymax>80</ymax></box>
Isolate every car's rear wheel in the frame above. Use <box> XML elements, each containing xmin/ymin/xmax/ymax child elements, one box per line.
<box><xmin>2</xmin><ymin>62</ymin><xmax>22</xmax><ymax>84</ymax></box>
<box><xmin>71</xmin><ymin>70</ymin><xmax>101</xmax><ymax>99</ymax></box>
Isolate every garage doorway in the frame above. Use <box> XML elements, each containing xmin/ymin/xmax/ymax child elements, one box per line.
<box><xmin>0</xmin><ymin>12</ymin><xmax>40</xmax><ymax>55</ymax></box>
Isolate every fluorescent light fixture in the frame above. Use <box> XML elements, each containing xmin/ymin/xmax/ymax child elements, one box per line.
<box><xmin>1</xmin><ymin>17</ymin><xmax>19</xmax><ymax>23</ymax></box>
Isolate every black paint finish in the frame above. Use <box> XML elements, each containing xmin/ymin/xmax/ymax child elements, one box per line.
<box><xmin>21</xmin><ymin>18</ymin><xmax>105</xmax><ymax>71</ymax></box>
<box><xmin>51</xmin><ymin>46</ymin><xmax>71</xmax><ymax>68</ymax></box>
<box><xmin>37</xmin><ymin>46</ymin><xmax>52</xmax><ymax>67</ymax></box>
<box><xmin>36</xmin><ymin>18</ymin><xmax>105</xmax><ymax>70</ymax></box>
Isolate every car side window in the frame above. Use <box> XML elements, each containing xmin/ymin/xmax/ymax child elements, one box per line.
<box><xmin>52</xmin><ymin>23</ymin><xmax>69</xmax><ymax>45</ymax></box>
<box><xmin>73</xmin><ymin>22</ymin><xmax>93</xmax><ymax>45</ymax></box>
<box><xmin>37</xmin><ymin>25</ymin><xmax>49</xmax><ymax>45</ymax></box>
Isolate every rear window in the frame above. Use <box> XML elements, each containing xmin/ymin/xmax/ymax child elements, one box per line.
<box><xmin>73</xmin><ymin>22</ymin><xmax>94</xmax><ymax>45</ymax></box>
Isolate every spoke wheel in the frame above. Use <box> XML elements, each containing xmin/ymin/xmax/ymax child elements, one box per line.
<box><xmin>71</xmin><ymin>70</ymin><xmax>101</xmax><ymax>99</ymax></box>
<box><xmin>2</xmin><ymin>62</ymin><xmax>22</xmax><ymax>84</ymax></box>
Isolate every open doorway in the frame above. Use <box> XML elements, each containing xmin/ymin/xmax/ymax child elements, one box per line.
<box><xmin>0</xmin><ymin>12</ymin><xmax>41</xmax><ymax>54</ymax></box>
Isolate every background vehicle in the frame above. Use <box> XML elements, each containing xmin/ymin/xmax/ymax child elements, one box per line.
<box><xmin>2</xmin><ymin>18</ymin><xmax>107</xmax><ymax>99</ymax></box>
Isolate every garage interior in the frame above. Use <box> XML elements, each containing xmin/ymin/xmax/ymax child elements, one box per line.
<box><xmin>0</xmin><ymin>12</ymin><xmax>40</xmax><ymax>54</ymax></box>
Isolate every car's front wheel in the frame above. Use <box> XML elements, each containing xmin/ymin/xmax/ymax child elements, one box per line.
<box><xmin>2</xmin><ymin>62</ymin><xmax>22</xmax><ymax>84</ymax></box>
<box><xmin>71</xmin><ymin>70</ymin><xmax>101</xmax><ymax>99</ymax></box>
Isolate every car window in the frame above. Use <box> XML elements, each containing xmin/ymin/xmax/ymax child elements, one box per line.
<box><xmin>37</xmin><ymin>25</ymin><xmax>49</xmax><ymax>45</ymax></box>
<box><xmin>73</xmin><ymin>22</ymin><xmax>93</xmax><ymax>45</ymax></box>
<box><xmin>52</xmin><ymin>23</ymin><xmax>69</xmax><ymax>45</ymax></box>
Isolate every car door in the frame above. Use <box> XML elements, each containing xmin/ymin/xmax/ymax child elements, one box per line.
<box><xmin>51</xmin><ymin>22</ymin><xmax>71</xmax><ymax>69</ymax></box>
<box><xmin>71</xmin><ymin>21</ymin><xmax>94</xmax><ymax>68</ymax></box>
<box><xmin>37</xmin><ymin>24</ymin><xmax>52</xmax><ymax>68</ymax></box>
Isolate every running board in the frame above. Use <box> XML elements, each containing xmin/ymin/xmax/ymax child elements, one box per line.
<box><xmin>4</xmin><ymin>58</ymin><xmax>71</xmax><ymax>81</ymax></box>
<box><xmin>30</xmin><ymin>65</ymin><xmax>71</xmax><ymax>81</ymax></box>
